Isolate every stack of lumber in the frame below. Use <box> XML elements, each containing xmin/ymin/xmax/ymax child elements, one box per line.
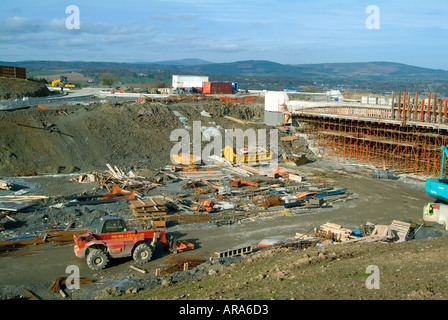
<box><xmin>341</xmin><ymin>224</ymin><xmax>394</xmax><ymax>244</ymax></box>
<box><xmin>224</xmin><ymin>166</ymin><xmax>253</xmax><ymax>177</ymax></box>
<box><xmin>314</xmin><ymin>223</ymin><xmax>355</xmax><ymax>242</ymax></box>
<box><xmin>130</xmin><ymin>198</ymin><xmax>167</xmax><ymax>218</ymax></box>
<box><xmin>0</xmin><ymin>229</ymin><xmax>88</xmax><ymax>256</ymax></box>
<box><xmin>177</xmin><ymin>170</ymin><xmax>227</xmax><ymax>180</ymax></box>
<box><xmin>238</xmin><ymin>164</ymin><xmax>270</xmax><ymax>176</ymax></box>
<box><xmin>0</xmin><ymin>195</ymin><xmax>48</xmax><ymax>213</ymax></box>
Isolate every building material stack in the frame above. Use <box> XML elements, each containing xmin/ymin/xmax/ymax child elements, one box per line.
<box><xmin>314</xmin><ymin>223</ymin><xmax>354</xmax><ymax>242</ymax></box>
<box><xmin>129</xmin><ymin>198</ymin><xmax>167</xmax><ymax>218</ymax></box>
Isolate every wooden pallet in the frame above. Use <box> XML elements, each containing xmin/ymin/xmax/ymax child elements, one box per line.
<box><xmin>129</xmin><ymin>198</ymin><xmax>167</xmax><ymax>217</ymax></box>
<box><xmin>389</xmin><ymin>220</ymin><xmax>411</xmax><ymax>242</ymax></box>
<box><xmin>314</xmin><ymin>222</ymin><xmax>355</xmax><ymax>242</ymax></box>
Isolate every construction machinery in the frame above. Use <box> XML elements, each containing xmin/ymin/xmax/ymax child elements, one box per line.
<box><xmin>190</xmin><ymin>199</ymin><xmax>215</xmax><ymax>212</ymax></box>
<box><xmin>51</xmin><ymin>76</ymin><xmax>75</xmax><ymax>88</ymax></box>
<box><xmin>423</xmin><ymin>202</ymin><xmax>448</xmax><ymax>231</ymax></box>
<box><xmin>424</xmin><ymin>145</ymin><xmax>448</xmax><ymax>230</ymax></box>
<box><xmin>223</xmin><ymin>145</ymin><xmax>273</xmax><ymax>164</ymax></box>
<box><xmin>73</xmin><ymin>215</ymin><xmax>193</xmax><ymax>270</ymax></box>
<box><xmin>425</xmin><ymin>145</ymin><xmax>448</xmax><ymax>202</ymax></box>
<box><xmin>171</xmin><ymin>153</ymin><xmax>202</xmax><ymax>165</ymax></box>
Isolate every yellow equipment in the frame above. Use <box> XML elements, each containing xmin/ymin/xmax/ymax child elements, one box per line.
<box><xmin>223</xmin><ymin>145</ymin><xmax>273</xmax><ymax>164</ymax></box>
<box><xmin>171</xmin><ymin>153</ymin><xmax>201</xmax><ymax>165</ymax></box>
<box><xmin>51</xmin><ymin>76</ymin><xmax>75</xmax><ymax>88</ymax></box>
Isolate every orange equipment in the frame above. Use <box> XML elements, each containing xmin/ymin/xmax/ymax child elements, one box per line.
<box><xmin>176</xmin><ymin>240</ymin><xmax>195</xmax><ymax>252</ymax></box>
<box><xmin>229</xmin><ymin>178</ymin><xmax>260</xmax><ymax>187</ymax></box>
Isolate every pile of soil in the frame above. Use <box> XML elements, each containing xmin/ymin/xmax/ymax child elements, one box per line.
<box><xmin>0</xmin><ymin>97</ymin><xmax>267</xmax><ymax>176</ymax></box>
<box><xmin>0</xmin><ymin>78</ymin><xmax>50</xmax><ymax>100</ymax></box>
<box><xmin>116</xmin><ymin>236</ymin><xmax>448</xmax><ymax>301</ymax></box>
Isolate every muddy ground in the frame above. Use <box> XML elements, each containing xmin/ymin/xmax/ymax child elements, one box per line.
<box><xmin>0</xmin><ymin>96</ymin><xmax>446</xmax><ymax>301</ymax></box>
<box><xmin>0</xmin><ymin>96</ymin><xmax>267</xmax><ymax>176</ymax></box>
<box><xmin>0</xmin><ymin>78</ymin><xmax>50</xmax><ymax>101</ymax></box>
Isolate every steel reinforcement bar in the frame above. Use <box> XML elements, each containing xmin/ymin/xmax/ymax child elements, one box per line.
<box><xmin>293</xmin><ymin>115</ymin><xmax>448</xmax><ymax>177</ymax></box>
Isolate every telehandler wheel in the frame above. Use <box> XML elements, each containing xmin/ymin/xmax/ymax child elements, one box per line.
<box><xmin>133</xmin><ymin>243</ymin><xmax>153</xmax><ymax>264</ymax></box>
<box><xmin>86</xmin><ymin>249</ymin><xmax>109</xmax><ymax>270</ymax></box>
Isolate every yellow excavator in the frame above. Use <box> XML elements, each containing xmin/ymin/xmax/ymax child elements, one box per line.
<box><xmin>51</xmin><ymin>76</ymin><xmax>76</xmax><ymax>88</ymax></box>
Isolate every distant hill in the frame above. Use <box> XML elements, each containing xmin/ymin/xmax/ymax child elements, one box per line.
<box><xmin>0</xmin><ymin>61</ymin><xmax>172</xmax><ymax>72</ymax></box>
<box><xmin>2</xmin><ymin>59</ymin><xmax>446</xmax><ymax>80</ymax></box>
<box><xmin>2</xmin><ymin>59</ymin><xmax>447</xmax><ymax>94</ymax></box>
<box><xmin>180</xmin><ymin>60</ymin><xmax>448</xmax><ymax>80</ymax></box>
<box><xmin>146</xmin><ymin>58</ymin><xmax>213</xmax><ymax>66</ymax></box>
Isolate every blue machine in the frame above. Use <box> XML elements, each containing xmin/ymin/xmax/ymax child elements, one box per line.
<box><xmin>425</xmin><ymin>145</ymin><xmax>448</xmax><ymax>202</ymax></box>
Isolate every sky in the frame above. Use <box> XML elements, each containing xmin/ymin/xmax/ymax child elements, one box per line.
<box><xmin>0</xmin><ymin>0</ymin><xmax>447</xmax><ymax>70</ymax></box>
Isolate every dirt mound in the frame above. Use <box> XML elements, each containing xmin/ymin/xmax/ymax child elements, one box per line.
<box><xmin>0</xmin><ymin>98</ymin><xmax>266</xmax><ymax>176</ymax></box>
<box><xmin>0</xmin><ymin>78</ymin><xmax>51</xmax><ymax>100</ymax></box>
<box><xmin>118</xmin><ymin>236</ymin><xmax>448</xmax><ymax>300</ymax></box>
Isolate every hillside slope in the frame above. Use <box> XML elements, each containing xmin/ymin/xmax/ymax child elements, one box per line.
<box><xmin>4</xmin><ymin>60</ymin><xmax>447</xmax><ymax>80</ymax></box>
<box><xmin>0</xmin><ymin>78</ymin><xmax>50</xmax><ymax>100</ymax></box>
<box><xmin>0</xmin><ymin>98</ymin><xmax>265</xmax><ymax>176</ymax></box>
<box><xmin>106</xmin><ymin>236</ymin><xmax>448</xmax><ymax>300</ymax></box>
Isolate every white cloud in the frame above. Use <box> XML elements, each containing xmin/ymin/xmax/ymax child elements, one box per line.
<box><xmin>0</xmin><ymin>16</ymin><xmax>44</xmax><ymax>34</ymax></box>
<box><xmin>203</xmin><ymin>43</ymin><xmax>241</xmax><ymax>52</ymax></box>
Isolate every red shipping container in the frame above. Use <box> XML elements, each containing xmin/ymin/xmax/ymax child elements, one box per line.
<box><xmin>203</xmin><ymin>82</ymin><xmax>233</xmax><ymax>94</ymax></box>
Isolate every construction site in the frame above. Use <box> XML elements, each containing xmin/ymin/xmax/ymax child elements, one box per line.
<box><xmin>1</xmin><ymin>73</ymin><xmax>448</xmax><ymax>301</ymax></box>
<box><xmin>280</xmin><ymin>90</ymin><xmax>448</xmax><ymax>177</ymax></box>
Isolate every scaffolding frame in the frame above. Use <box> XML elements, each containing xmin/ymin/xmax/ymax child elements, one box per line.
<box><xmin>288</xmin><ymin>92</ymin><xmax>448</xmax><ymax>177</ymax></box>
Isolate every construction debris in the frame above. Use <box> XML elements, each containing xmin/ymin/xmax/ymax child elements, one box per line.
<box><xmin>72</xmin><ymin>164</ymin><xmax>162</xmax><ymax>192</ymax></box>
<box><xmin>0</xmin><ymin>195</ymin><xmax>48</xmax><ymax>212</ymax></box>
<box><xmin>158</xmin><ymin>255</ymin><xmax>203</xmax><ymax>275</ymax></box>
<box><xmin>216</xmin><ymin>245</ymin><xmax>253</xmax><ymax>258</ymax></box>
<box><xmin>130</xmin><ymin>265</ymin><xmax>147</xmax><ymax>274</ymax></box>
<box><xmin>22</xmin><ymin>287</ymin><xmax>39</xmax><ymax>300</ymax></box>
<box><xmin>129</xmin><ymin>197</ymin><xmax>167</xmax><ymax>218</ymax></box>
<box><xmin>290</xmin><ymin>220</ymin><xmax>414</xmax><ymax>246</ymax></box>
<box><xmin>0</xmin><ymin>229</ymin><xmax>88</xmax><ymax>256</ymax></box>
<box><xmin>48</xmin><ymin>276</ymin><xmax>93</xmax><ymax>294</ymax></box>
<box><xmin>313</xmin><ymin>223</ymin><xmax>355</xmax><ymax>242</ymax></box>
<box><xmin>0</xmin><ymin>180</ymin><xmax>13</xmax><ymax>190</ymax></box>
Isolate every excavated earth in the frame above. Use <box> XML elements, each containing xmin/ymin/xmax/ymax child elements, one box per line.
<box><xmin>0</xmin><ymin>95</ymin><xmax>447</xmax><ymax>302</ymax></box>
<box><xmin>0</xmin><ymin>97</ymin><xmax>269</xmax><ymax>176</ymax></box>
<box><xmin>0</xmin><ymin>78</ymin><xmax>50</xmax><ymax>101</ymax></box>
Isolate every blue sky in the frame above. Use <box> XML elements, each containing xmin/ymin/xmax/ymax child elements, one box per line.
<box><xmin>0</xmin><ymin>0</ymin><xmax>447</xmax><ymax>69</ymax></box>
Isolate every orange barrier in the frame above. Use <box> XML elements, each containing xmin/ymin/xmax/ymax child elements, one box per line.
<box><xmin>219</xmin><ymin>96</ymin><xmax>255</xmax><ymax>103</ymax></box>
